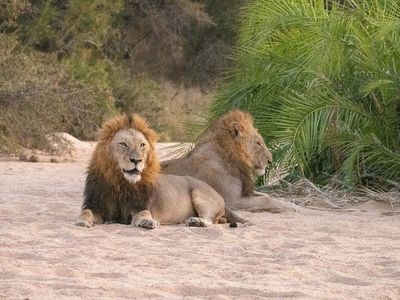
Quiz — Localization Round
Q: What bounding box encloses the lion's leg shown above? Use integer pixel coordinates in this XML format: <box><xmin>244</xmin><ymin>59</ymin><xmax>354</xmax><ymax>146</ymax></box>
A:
<box><xmin>224</xmin><ymin>207</ymin><xmax>252</xmax><ymax>225</ymax></box>
<box><xmin>76</xmin><ymin>209</ymin><xmax>104</xmax><ymax>227</ymax></box>
<box><xmin>132</xmin><ymin>209</ymin><xmax>159</xmax><ymax>230</ymax></box>
<box><xmin>186</xmin><ymin>188</ymin><xmax>225</xmax><ymax>227</ymax></box>
<box><xmin>232</xmin><ymin>194</ymin><xmax>299</xmax><ymax>213</ymax></box>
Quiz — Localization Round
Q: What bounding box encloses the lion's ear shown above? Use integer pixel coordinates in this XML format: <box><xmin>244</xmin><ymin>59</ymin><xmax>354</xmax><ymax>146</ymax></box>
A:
<box><xmin>229</xmin><ymin>121</ymin><xmax>241</xmax><ymax>138</ymax></box>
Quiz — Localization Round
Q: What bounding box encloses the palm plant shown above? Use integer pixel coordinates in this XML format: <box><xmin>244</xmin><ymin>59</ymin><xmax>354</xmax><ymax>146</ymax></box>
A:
<box><xmin>212</xmin><ymin>0</ymin><xmax>400</xmax><ymax>188</ymax></box>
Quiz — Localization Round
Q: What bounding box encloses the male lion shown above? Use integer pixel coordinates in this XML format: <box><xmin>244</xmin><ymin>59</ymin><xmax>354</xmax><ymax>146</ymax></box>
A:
<box><xmin>162</xmin><ymin>110</ymin><xmax>298</xmax><ymax>213</ymax></box>
<box><xmin>76</xmin><ymin>114</ymin><xmax>228</xmax><ymax>229</ymax></box>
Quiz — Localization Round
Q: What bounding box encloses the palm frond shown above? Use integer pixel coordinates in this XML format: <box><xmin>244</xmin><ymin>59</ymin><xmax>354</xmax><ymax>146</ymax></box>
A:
<box><xmin>211</xmin><ymin>0</ymin><xmax>400</xmax><ymax>189</ymax></box>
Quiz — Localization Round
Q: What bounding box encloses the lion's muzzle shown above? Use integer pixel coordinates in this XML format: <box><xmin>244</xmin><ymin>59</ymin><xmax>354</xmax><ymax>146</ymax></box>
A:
<box><xmin>123</xmin><ymin>168</ymin><xmax>141</xmax><ymax>175</ymax></box>
<box><xmin>129</xmin><ymin>158</ymin><xmax>142</xmax><ymax>165</ymax></box>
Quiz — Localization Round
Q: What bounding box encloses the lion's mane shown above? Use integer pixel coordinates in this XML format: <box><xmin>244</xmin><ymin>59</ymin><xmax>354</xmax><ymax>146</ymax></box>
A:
<box><xmin>82</xmin><ymin>114</ymin><xmax>160</xmax><ymax>224</ymax></box>
<box><xmin>191</xmin><ymin>110</ymin><xmax>255</xmax><ymax>196</ymax></box>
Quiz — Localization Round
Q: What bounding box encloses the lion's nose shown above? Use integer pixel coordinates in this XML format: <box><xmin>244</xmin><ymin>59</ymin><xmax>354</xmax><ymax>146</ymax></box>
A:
<box><xmin>130</xmin><ymin>158</ymin><xmax>142</xmax><ymax>165</ymax></box>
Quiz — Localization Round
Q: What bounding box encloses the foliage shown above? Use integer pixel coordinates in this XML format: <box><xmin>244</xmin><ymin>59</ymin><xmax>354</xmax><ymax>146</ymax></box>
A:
<box><xmin>182</xmin><ymin>0</ymin><xmax>246</xmax><ymax>87</ymax></box>
<box><xmin>0</xmin><ymin>35</ymin><xmax>115</xmax><ymax>152</ymax></box>
<box><xmin>0</xmin><ymin>0</ymin><xmax>243</xmax><ymax>152</ymax></box>
<box><xmin>212</xmin><ymin>0</ymin><xmax>400</xmax><ymax>189</ymax></box>
<box><xmin>0</xmin><ymin>0</ymin><xmax>31</xmax><ymax>32</ymax></box>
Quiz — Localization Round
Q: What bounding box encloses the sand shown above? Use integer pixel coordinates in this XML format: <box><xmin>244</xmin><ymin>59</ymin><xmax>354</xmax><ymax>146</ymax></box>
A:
<box><xmin>1</xmin><ymin>138</ymin><xmax>400</xmax><ymax>299</ymax></box>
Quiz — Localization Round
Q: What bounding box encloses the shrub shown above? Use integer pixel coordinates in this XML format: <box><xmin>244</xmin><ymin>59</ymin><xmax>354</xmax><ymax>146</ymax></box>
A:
<box><xmin>212</xmin><ymin>0</ymin><xmax>400</xmax><ymax>189</ymax></box>
<box><xmin>0</xmin><ymin>35</ymin><xmax>115</xmax><ymax>153</ymax></box>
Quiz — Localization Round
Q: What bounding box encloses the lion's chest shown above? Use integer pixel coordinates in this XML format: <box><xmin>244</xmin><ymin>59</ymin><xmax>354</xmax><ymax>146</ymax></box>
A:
<box><xmin>193</xmin><ymin>162</ymin><xmax>242</xmax><ymax>201</ymax></box>
<box><xmin>215</xmin><ymin>172</ymin><xmax>242</xmax><ymax>202</ymax></box>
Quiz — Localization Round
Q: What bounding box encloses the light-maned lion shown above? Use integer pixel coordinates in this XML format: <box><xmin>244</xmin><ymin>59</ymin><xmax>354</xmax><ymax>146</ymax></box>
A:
<box><xmin>76</xmin><ymin>114</ymin><xmax>228</xmax><ymax>229</ymax></box>
<box><xmin>162</xmin><ymin>110</ymin><xmax>298</xmax><ymax>213</ymax></box>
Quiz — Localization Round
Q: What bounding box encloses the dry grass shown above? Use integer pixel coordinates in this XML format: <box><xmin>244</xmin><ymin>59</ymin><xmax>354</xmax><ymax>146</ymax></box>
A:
<box><xmin>262</xmin><ymin>178</ymin><xmax>400</xmax><ymax>211</ymax></box>
<box><xmin>115</xmin><ymin>75</ymin><xmax>214</xmax><ymax>142</ymax></box>
<box><xmin>0</xmin><ymin>35</ymin><xmax>214</xmax><ymax>154</ymax></box>
<box><xmin>0</xmin><ymin>35</ymin><xmax>115</xmax><ymax>153</ymax></box>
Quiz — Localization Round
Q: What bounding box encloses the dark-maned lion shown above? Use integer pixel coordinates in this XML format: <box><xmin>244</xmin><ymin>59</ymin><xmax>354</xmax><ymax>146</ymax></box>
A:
<box><xmin>76</xmin><ymin>114</ymin><xmax>227</xmax><ymax>229</ymax></box>
<box><xmin>162</xmin><ymin>110</ymin><xmax>298</xmax><ymax>213</ymax></box>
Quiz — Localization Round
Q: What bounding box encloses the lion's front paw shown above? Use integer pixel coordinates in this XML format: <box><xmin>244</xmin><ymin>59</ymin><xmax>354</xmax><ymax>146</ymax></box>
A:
<box><xmin>75</xmin><ymin>218</ymin><xmax>94</xmax><ymax>228</ymax></box>
<box><xmin>135</xmin><ymin>219</ymin><xmax>159</xmax><ymax>230</ymax></box>
<box><xmin>185</xmin><ymin>217</ymin><xmax>211</xmax><ymax>227</ymax></box>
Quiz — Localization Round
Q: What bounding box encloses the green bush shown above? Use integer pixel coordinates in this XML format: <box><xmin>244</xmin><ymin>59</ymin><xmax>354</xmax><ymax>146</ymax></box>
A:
<box><xmin>212</xmin><ymin>0</ymin><xmax>400</xmax><ymax>189</ymax></box>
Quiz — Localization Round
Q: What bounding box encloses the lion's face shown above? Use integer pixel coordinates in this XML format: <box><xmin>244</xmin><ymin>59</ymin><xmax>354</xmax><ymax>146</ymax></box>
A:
<box><xmin>111</xmin><ymin>128</ymin><xmax>151</xmax><ymax>183</ymax></box>
<box><xmin>229</xmin><ymin>121</ymin><xmax>272</xmax><ymax>176</ymax></box>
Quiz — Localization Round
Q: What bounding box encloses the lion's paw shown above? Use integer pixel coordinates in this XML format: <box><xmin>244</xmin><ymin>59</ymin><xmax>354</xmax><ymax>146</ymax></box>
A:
<box><xmin>185</xmin><ymin>217</ymin><xmax>211</xmax><ymax>227</ymax></box>
<box><xmin>230</xmin><ymin>221</ymin><xmax>255</xmax><ymax>228</ymax></box>
<box><xmin>135</xmin><ymin>219</ymin><xmax>159</xmax><ymax>230</ymax></box>
<box><xmin>75</xmin><ymin>218</ymin><xmax>94</xmax><ymax>228</ymax></box>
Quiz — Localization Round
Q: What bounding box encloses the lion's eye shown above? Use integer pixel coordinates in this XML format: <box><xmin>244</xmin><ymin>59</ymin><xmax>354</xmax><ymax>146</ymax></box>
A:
<box><xmin>140</xmin><ymin>142</ymin><xmax>146</xmax><ymax>148</ymax></box>
<box><xmin>256</xmin><ymin>141</ymin><xmax>262</xmax><ymax>147</ymax></box>
<box><xmin>119</xmin><ymin>142</ymin><xmax>128</xmax><ymax>148</ymax></box>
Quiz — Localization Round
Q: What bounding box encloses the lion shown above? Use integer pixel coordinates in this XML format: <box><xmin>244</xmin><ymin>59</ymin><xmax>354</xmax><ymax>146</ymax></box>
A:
<box><xmin>76</xmin><ymin>114</ymin><xmax>229</xmax><ymax>229</ymax></box>
<box><xmin>161</xmin><ymin>110</ymin><xmax>298</xmax><ymax>213</ymax></box>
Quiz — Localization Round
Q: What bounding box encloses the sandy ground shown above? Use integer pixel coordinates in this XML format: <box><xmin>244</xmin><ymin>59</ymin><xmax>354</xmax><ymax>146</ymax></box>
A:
<box><xmin>1</xmin><ymin>139</ymin><xmax>400</xmax><ymax>299</ymax></box>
